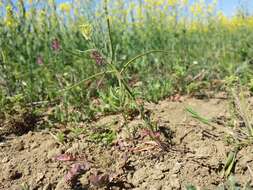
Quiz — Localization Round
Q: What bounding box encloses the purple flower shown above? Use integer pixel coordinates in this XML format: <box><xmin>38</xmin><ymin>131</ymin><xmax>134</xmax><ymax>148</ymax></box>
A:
<box><xmin>51</xmin><ymin>38</ymin><xmax>61</xmax><ymax>52</ymax></box>
<box><xmin>90</xmin><ymin>50</ymin><xmax>106</xmax><ymax>66</ymax></box>
<box><xmin>36</xmin><ymin>55</ymin><xmax>44</xmax><ymax>65</ymax></box>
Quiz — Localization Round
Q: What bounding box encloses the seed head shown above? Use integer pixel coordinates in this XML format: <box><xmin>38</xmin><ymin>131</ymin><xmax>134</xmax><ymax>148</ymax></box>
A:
<box><xmin>80</xmin><ymin>24</ymin><xmax>92</xmax><ymax>40</ymax></box>
<box><xmin>90</xmin><ymin>51</ymin><xmax>105</xmax><ymax>66</ymax></box>
<box><xmin>36</xmin><ymin>55</ymin><xmax>44</xmax><ymax>65</ymax></box>
<box><xmin>51</xmin><ymin>38</ymin><xmax>61</xmax><ymax>52</ymax></box>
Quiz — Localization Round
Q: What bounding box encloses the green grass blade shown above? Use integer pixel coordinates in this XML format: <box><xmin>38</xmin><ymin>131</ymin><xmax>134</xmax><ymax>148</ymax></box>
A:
<box><xmin>185</xmin><ymin>107</ymin><xmax>211</xmax><ymax>126</ymax></box>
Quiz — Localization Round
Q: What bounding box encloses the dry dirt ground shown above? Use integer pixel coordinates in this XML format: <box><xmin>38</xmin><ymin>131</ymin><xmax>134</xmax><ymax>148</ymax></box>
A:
<box><xmin>1</xmin><ymin>95</ymin><xmax>253</xmax><ymax>190</ymax></box>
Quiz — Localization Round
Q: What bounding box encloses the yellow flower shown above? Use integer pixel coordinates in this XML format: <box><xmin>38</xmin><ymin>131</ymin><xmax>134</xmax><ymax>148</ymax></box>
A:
<box><xmin>137</xmin><ymin>6</ymin><xmax>144</xmax><ymax>20</ymax></box>
<box><xmin>59</xmin><ymin>3</ymin><xmax>71</xmax><ymax>13</ymax></box>
<box><xmin>167</xmin><ymin>0</ymin><xmax>178</xmax><ymax>7</ymax></box>
<box><xmin>145</xmin><ymin>0</ymin><xmax>163</xmax><ymax>7</ymax></box>
<box><xmin>230</xmin><ymin>16</ymin><xmax>244</xmax><ymax>29</ymax></box>
<box><xmin>247</xmin><ymin>16</ymin><xmax>253</xmax><ymax>27</ymax></box>
<box><xmin>217</xmin><ymin>12</ymin><xmax>230</xmax><ymax>28</ymax></box>
<box><xmin>4</xmin><ymin>5</ymin><xmax>17</xmax><ymax>28</ymax></box>
<box><xmin>37</xmin><ymin>10</ymin><xmax>46</xmax><ymax>28</ymax></box>
<box><xmin>188</xmin><ymin>21</ymin><xmax>198</xmax><ymax>31</ymax></box>
<box><xmin>25</xmin><ymin>11</ymin><xmax>31</xmax><ymax>19</ymax></box>
<box><xmin>80</xmin><ymin>24</ymin><xmax>92</xmax><ymax>40</ymax></box>
<box><xmin>190</xmin><ymin>2</ymin><xmax>203</xmax><ymax>16</ymax></box>
<box><xmin>6</xmin><ymin>4</ymin><xmax>12</xmax><ymax>12</ymax></box>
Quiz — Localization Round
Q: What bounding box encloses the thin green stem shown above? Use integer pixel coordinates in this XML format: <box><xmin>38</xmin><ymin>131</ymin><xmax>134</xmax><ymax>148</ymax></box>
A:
<box><xmin>104</xmin><ymin>0</ymin><xmax>114</xmax><ymax>62</ymax></box>
<box><xmin>58</xmin><ymin>70</ymin><xmax>115</xmax><ymax>93</ymax></box>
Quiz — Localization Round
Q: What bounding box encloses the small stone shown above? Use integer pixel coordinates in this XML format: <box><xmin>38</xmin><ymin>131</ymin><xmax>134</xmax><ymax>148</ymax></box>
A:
<box><xmin>152</xmin><ymin>170</ymin><xmax>165</xmax><ymax>180</ymax></box>
<box><xmin>30</xmin><ymin>142</ymin><xmax>39</xmax><ymax>149</ymax></box>
<box><xmin>171</xmin><ymin>162</ymin><xmax>182</xmax><ymax>174</ymax></box>
<box><xmin>127</xmin><ymin>172</ymin><xmax>133</xmax><ymax>182</ymax></box>
<box><xmin>155</xmin><ymin>162</ymin><xmax>170</xmax><ymax>172</ymax></box>
<box><xmin>36</xmin><ymin>172</ymin><xmax>45</xmax><ymax>183</ymax></box>
<box><xmin>27</xmin><ymin>131</ymin><xmax>34</xmax><ymax>137</ymax></box>
<box><xmin>195</xmin><ymin>146</ymin><xmax>211</xmax><ymax>159</ymax></box>
<box><xmin>2</xmin><ymin>157</ymin><xmax>9</xmax><ymax>163</ymax></box>
<box><xmin>14</xmin><ymin>141</ymin><xmax>24</xmax><ymax>151</ymax></box>
<box><xmin>42</xmin><ymin>183</ymin><xmax>52</xmax><ymax>190</ymax></box>
<box><xmin>132</xmin><ymin>167</ymin><xmax>149</xmax><ymax>186</ymax></box>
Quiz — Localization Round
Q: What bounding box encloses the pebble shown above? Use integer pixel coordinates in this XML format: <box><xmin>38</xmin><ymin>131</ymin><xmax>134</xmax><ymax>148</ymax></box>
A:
<box><xmin>36</xmin><ymin>172</ymin><xmax>45</xmax><ymax>183</ymax></box>
<box><xmin>30</xmin><ymin>142</ymin><xmax>39</xmax><ymax>149</ymax></box>
<box><xmin>13</xmin><ymin>141</ymin><xmax>24</xmax><ymax>151</ymax></box>
<box><xmin>42</xmin><ymin>183</ymin><xmax>52</xmax><ymax>190</ymax></box>
<box><xmin>152</xmin><ymin>170</ymin><xmax>165</xmax><ymax>180</ymax></box>
<box><xmin>1</xmin><ymin>157</ymin><xmax>9</xmax><ymax>163</ymax></box>
<box><xmin>132</xmin><ymin>167</ymin><xmax>148</xmax><ymax>185</ymax></box>
<box><xmin>171</xmin><ymin>162</ymin><xmax>182</xmax><ymax>174</ymax></box>
<box><xmin>155</xmin><ymin>162</ymin><xmax>170</xmax><ymax>172</ymax></box>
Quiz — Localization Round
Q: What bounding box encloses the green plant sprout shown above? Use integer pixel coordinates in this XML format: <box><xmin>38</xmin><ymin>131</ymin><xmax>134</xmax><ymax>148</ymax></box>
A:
<box><xmin>185</xmin><ymin>107</ymin><xmax>211</xmax><ymax>126</ymax></box>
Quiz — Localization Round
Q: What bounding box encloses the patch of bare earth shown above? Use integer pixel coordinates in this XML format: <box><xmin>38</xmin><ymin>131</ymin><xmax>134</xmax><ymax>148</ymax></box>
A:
<box><xmin>1</xmin><ymin>95</ymin><xmax>253</xmax><ymax>190</ymax></box>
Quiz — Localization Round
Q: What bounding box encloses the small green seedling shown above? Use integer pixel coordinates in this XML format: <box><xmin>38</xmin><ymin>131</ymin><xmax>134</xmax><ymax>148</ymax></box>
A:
<box><xmin>20</xmin><ymin>183</ymin><xmax>30</xmax><ymax>190</ymax></box>
<box><xmin>186</xmin><ymin>107</ymin><xmax>211</xmax><ymax>126</ymax></box>
<box><xmin>50</xmin><ymin>131</ymin><xmax>66</xmax><ymax>145</ymax></box>
<box><xmin>89</xmin><ymin>127</ymin><xmax>116</xmax><ymax>145</ymax></box>
<box><xmin>224</xmin><ymin>146</ymin><xmax>239</xmax><ymax>178</ymax></box>
<box><xmin>186</xmin><ymin>184</ymin><xmax>197</xmax><ymax>190</ymax></box>
<box><xmin>70</xmin><ymin>126</ymin><xmax>86</xmax><ymax>138</ymax></box>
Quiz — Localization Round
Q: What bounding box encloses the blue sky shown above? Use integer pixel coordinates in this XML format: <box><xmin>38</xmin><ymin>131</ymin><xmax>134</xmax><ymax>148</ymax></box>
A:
<box><xmin>216</xmin><ymin>0</ymin><xmax>253</xmax><ymax>16</ymax></box>
<box><xmin>56</xmin><ymin>0</ymin><xmax>253</xmax><ymax>17</ymax></box>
